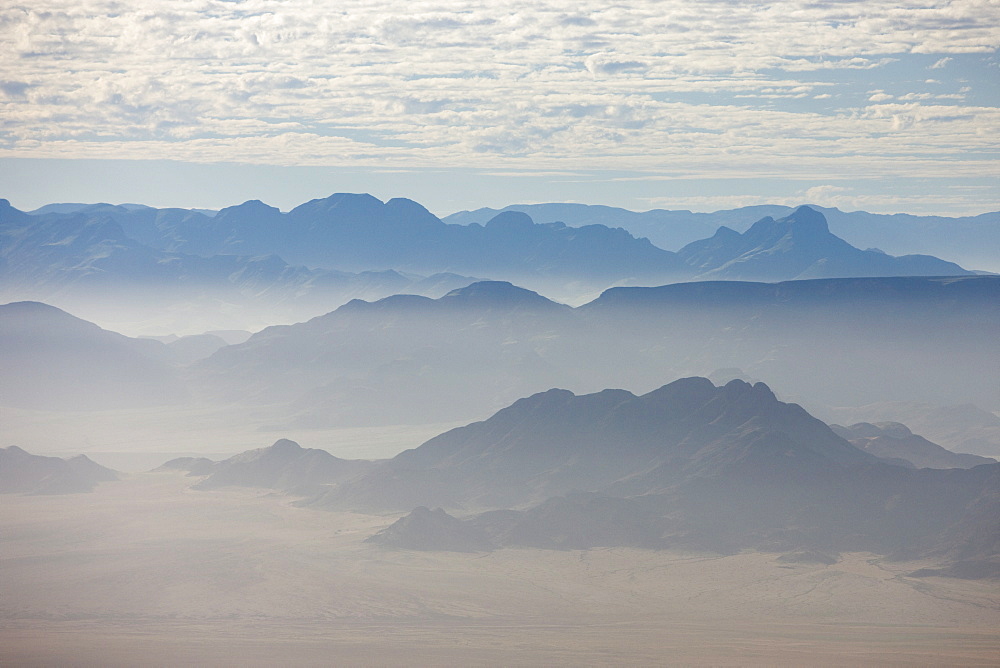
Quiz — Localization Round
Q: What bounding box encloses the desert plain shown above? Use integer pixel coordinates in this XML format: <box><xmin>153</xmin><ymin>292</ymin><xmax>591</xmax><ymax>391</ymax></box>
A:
<box><xmin>2</xmin><ymin>470</ymin><xmax>998</xmax><ymax>667</ymax></box>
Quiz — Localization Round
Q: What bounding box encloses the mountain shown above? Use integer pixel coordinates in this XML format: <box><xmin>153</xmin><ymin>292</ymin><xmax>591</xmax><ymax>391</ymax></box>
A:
<box><xmin>0</xmin><ymin>301</ymin><xmax>187</xmax><ymax>410</ymax></box>
<box><xmin>826</xmin><ymin>402</ymin><xmax>1000</xmax><ymax>459</ymax></box>
<box><xmin>1</xmin><ymin>198</ymin><xmax>482</xmax><ymax>332</ymax></box>
<box><xmin>190</xmin><ymin>281</ymin><xmax>576</xmax><ymax>424</ymax></box>
<box><xmin>830</xmin><ymin>422</ymin><xmax>995</xmax><ymax>469</ymax></box>
<box><xmin>578</xmin><ymin>275</ymin><xmax>999</xmax><ymax>416</ymax></box>
<box><xmin>675</xmin><ymin>206</ymin><xmax>969</xmax><ymax>281</ymax></box>
<box><xmin>190</xmin><ymin>439</ymin><xmax>373</xmax><ymax>495</ymax></box>
<box><xmin>344</xmin><ymin>379</ymin><xmax>998</xmax><ymax>576</ymax></box>
<box><xmin>444</xmin><ymin>202</ymin><xmax>1000</xmax><ymax>272</ymax></box>
<box><xmin>365</xmin><ymin>506</ymin><xmax>496</xmax><ymax>552</ymax></box>
<box><xmin>9</xmin><ymin>196</ymin><xmax>974</xmax><ymax>331</ymax></box>
<box><xmin>305</xmin><ymin>377</ymin><xmax>878</xmax><ymax>512</ymax></box>
<box><xmin>0</xmin><ymin>446</ymin><xmax>117</xmax><ymax>494</ymax></box>
<box><xmin>188</xmin><ymin>275</ymin><xmax>999</xmax><ymax>433</ymax></box>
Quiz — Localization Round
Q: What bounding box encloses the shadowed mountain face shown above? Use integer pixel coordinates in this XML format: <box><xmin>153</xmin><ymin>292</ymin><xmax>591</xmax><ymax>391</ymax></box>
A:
<box><xmin>831</xmin><ymin>422</ymin><xmax>996</xmax><ymax>469</ymax></box>
<box><xmin>0</xmin><ymin>446</ymin><xmax>117</xmax><ymax>494</ymax></box>
<box><xmin>189</xmin><ymin>275</ymin><xmax>1000</xmax><ymax>432</ymax></box>
<box><xmin>188</xmin><ymin>439</ymin><xmax>374</xmax><ymax>495</ymax></box>
<box><xmin>0</xmin><ymin>301</ymin><xmax>187</xmax><ymax>410</ymax></box>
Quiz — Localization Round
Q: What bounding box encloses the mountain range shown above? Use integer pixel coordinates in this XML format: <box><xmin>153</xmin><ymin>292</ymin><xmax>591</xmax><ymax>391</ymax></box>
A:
<box><xmin>2</xmin><ymin>195</ymin><xmax>978</xmax><ymax>332</ymax></box>
<box><xmin>444</xmin><ymin>202</ymin><xmax>1000</xmax><ymax>273</ymax></box>
<box><xmin>188</xmin><ymin>275</ymin><xmax>999</xmax><ymax>433</ymax></box>
<box><xmin>158</xmin><ymin>378</ymin><xmax>999</xmax><ymax>577</ymax></box>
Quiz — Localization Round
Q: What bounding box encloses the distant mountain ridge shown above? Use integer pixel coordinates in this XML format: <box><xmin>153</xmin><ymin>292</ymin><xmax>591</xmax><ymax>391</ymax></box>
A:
<box><xmin>444</xmin><ymin>202</ymin><xmax>1000</xmax><ymax>272</ymax></box>
<box><xmin>3</xmin><ymin>195</ymin><xmax>975</xmax><ymax>332</ymax></box>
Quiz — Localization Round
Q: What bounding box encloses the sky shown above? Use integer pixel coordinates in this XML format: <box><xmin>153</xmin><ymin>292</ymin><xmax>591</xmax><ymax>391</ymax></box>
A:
<box><xmin>1</xmin><ymin>0</ymin><xmax>998</xmax><ymax>216</ymax></box>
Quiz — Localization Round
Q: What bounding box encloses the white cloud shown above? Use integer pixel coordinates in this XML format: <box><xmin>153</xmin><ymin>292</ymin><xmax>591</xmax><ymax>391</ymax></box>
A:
<box><xmin>0</xmin><ymin>0</ymin><xmax>997</xmax><ymax>189</ymax></box>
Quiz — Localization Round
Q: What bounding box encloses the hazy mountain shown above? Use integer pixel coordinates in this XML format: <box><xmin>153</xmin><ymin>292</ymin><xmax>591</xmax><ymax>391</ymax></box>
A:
<box><xmin>1</xmin><ymin>198</ymin><xmax>481</xmax><ymax>331</ymax></box>
<box><xmin>830</xmin><ymin>422</ymin><xmax>995</xmax><ymax>469</ymax></box>
<box><xmin>675</xmin><ymin>206</ymin><xmax>968</xmax><ymax>281</ymax></box>
<box><xmin>365</xmin><ymin>506</ymin><xmax>496</xmax><ymax>552</ymax></box>
<box><xmin>0</xmin><ymin>446</ymin><xmax>117</xmax><ymax>494</ymax></box>
<box><xmin>188</xmin><ymin>275</ymin><xmax>999</xmax><ymax>434</ymax></box>
<box><xmin>444</xmin><ymin>202</ymin><xmax>1000</xmax><ymax>272</ymax></box>
<box><xmin>11</xmin><ymin>196</ymin><xmax>974</xmax><ymax>324</ymax></box>
<box><xmin>826</xmin><ymin>402</ymin><xmax>1000</xmax><ymax>459</ymax></box>
<box><xmin>154</xmin><ymin>456</ymin><xmax>218</xmax><ymax>476</ymax></box>
<box><xmin>191</xmin><ymin>439</ymin><xmax>373</xmax><ymax>495</ymax></box>
<box><xmin>191</xmin><ymin>281</ymin><xmax>577</xmax><ymax>424</ymax></box>
<box><xmin>306</xmin><ymin>377</ymin><xmax>878</xmax><ymax>512</ymax></box>
<box><xmin>0</xmin><ymin>301</ymin><xmax>187</xmax><ymax>410</ymax></box>
<box><xmin>578</xmin><ymin>275</ymin><xmax>999</xmax><ymax>415</ymax></box>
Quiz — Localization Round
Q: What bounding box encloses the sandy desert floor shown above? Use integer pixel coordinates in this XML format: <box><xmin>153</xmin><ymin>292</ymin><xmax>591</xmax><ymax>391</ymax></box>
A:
<box><xmin>1</xmin><ymin>472</ymin><xmax>999</xmax><ymax>667</ymax></box>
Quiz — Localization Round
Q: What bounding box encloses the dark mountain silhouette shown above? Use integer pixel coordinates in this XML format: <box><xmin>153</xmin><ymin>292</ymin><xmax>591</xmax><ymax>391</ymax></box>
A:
<box><xmin>191</xmin><ymin>439</ymin><xmax>373</xmax><ymax>495</ymax></box>
<box><xmin>831</xmin><ymin>422</ymin><xmax>995</xmax><ymax>469</ymax></box>
<box><xmin>0</xmin><ymin>446</ymin><xmax>117</xmax><ymax>494</ymax></box>
<box><xmin>341</xmin><ymin>379</ymin><xmax>998</xmax><ymax>576</ymax></box>
<box><xmin>444</xmin><ymin>202</ymin><xmax>999</xmax><ymax>272</ymax></box>
<box><xmin>0</xmin><ymin>301</ymin><xmax>187</xmax><ymax>410</ymax></box>
<box><xmin>676</xmin><ymin>206</ymin><xmax>968</xmax><ymax>281</ymax></box>
<box><xmin>306</xmin><ymin>378</ymin><xmax>878</xmax><ymax>512</ymax></box>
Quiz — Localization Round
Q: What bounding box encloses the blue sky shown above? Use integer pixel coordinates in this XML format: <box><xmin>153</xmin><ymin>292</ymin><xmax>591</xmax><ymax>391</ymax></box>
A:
<box><xmin>1</xmin><ymin>0</ymin><xmax>997</xmax><ymax>216</ymax></box>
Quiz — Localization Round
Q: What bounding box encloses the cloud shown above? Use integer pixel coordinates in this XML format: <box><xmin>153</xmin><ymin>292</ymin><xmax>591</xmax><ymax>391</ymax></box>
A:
<box><xmin>0</xmin><ymin>0</ymin><xmax>996</xmax><ymax>194</ymax></box>
<box><xmin>930</xmin><ymin>56</ymin><xmax>953</xmax><ymax>69</ymax></box>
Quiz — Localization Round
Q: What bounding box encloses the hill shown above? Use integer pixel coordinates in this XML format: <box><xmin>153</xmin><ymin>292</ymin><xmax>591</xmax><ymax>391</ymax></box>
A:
<box><xmin>0</xmin><ymin>446</ymin><xmax>117</xmax><ymax>494</ymax></box>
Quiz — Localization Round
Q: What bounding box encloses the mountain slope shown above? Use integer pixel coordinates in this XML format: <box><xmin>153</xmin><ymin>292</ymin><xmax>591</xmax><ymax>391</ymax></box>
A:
<box><xmin>0</xmin><ymin>301</ymin><xmax>187</xmax><ymax>410</ymax></box>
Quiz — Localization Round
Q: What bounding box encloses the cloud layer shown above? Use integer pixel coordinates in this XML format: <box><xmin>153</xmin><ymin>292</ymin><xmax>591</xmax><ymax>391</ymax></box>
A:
<box><xmin>1</xmin><ymin>0</ymin><xmax>997</xmax><ymax>209</ymax></box>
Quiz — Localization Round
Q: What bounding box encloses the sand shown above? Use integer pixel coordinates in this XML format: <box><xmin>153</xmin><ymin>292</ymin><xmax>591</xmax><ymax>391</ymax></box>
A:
<box><xmin>1</xmin><ymin>472</ymin><xmax>998</xmax><ymax>666</ymax></box>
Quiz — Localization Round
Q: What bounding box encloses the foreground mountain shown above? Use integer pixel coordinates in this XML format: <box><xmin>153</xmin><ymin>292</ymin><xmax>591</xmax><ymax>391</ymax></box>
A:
<box><xmin>190</xmin><ymin>275</ymin><xmax>999</xmax><ymax>434</ymax></box>
<box><xmin>444</xmin><ymin>202</ymin><xmax>1000</xmax><ymax>272</ymax></box>
<box><xmin>306</xmin><ymin>377</ymin><xmax>878</xmax><ymax>512</ymax></box>
<box><xmin>831</xmin><ymin>422</ymin><xmax>995</xmax><ymax>469</ymax></box>
<box><xmin>0</xmin><ymin>301</ymin><xmax>187</xmax><ymax>410</ymax></box>
<box><xmin>0</xmin><ymin>446</ymin><xmax>117</xmax><ymax>494</ymax></box>
<box><xmin>342</xmin><ymin>380</ymin><xmax>998</xmax><ymax>576</ymax></box>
